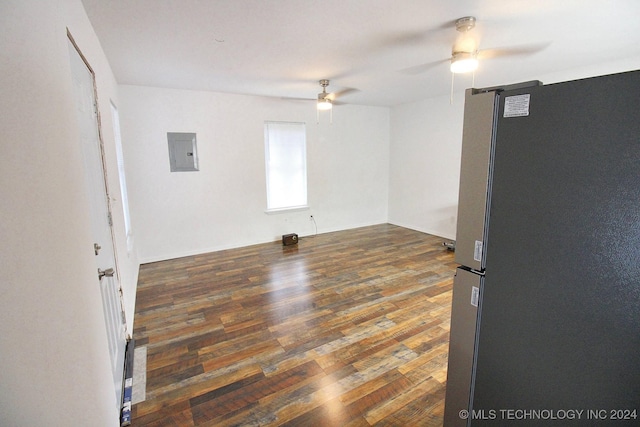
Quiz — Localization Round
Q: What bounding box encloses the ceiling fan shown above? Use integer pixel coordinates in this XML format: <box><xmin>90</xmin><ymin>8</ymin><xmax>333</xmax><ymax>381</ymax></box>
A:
<box><xmin>400</xmin><ymin>16</ymin><xmax>549</xmax><ymax>102</ymax></box>
<box><xmin>282</xmin><ymin>79</ymin><xmax>357</xmax><ymax>108</ymax></box>
<box><xmin>402</xmin><ymin>16</ymin><xmax>549</xmax><ymax>76</ymax></box>
<box><xmin>317</xmin><ymin>79</ymin><xmax>334</xmax><ymax>110</ymax></box>
<box><xmin>283</xmin><ymin>80</ymin><xmax>359</xmax><ymax>122</ymax></box>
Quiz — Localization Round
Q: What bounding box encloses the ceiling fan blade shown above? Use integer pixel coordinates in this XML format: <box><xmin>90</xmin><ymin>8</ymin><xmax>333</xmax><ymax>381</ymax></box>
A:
<box><xmin>478</xmin><ymin>42</ymin><xmax>550</xmax><ymax>59</ymax></box>
<box><xmin>281</xmin><ymin>81</ymin><xmax>358</xmax><ymax>106</ymax></box>
<box><xmin>331</xmin><ymin>87</ymin><xmax>360</xmax><ymax>99</ymax></box>
<box><xmin>280</xmin><ymin>96</ymin><xmax>314</xmax><ymax>102</ymax></box>
<box><xmin>282</xmin><ymin>95</ymin><xmax>346</xmax><ymax>106</ymax></box>
<box><xmin>373</xmin><ymin>20</ymin><xmax>455</xmax><ymax>51</ymax></box>
<box><xmin>399</xmin><ymin>58</ymin><xmax>448</xmax><ymax>75</ymax></box>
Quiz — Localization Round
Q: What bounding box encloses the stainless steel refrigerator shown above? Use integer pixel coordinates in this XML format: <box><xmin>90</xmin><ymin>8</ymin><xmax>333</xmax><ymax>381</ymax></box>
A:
<box><xmin>444</xmin><ymin>71</ymin><xmax>640</xmax><ymax>426</ymax></box>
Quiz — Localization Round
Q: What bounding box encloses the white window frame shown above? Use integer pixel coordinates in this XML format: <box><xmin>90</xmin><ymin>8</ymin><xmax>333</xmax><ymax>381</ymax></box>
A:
<box><xmin>264</xmin><ymin>121</ymin><xmax>308</xmax><ymax>212</ymax></box>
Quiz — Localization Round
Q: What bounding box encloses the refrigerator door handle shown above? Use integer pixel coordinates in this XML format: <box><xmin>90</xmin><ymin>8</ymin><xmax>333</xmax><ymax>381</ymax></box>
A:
<box><xmin>469</xmin><ymin>268</ymin><xmax>485</xmax><ymax>276</ymax></box>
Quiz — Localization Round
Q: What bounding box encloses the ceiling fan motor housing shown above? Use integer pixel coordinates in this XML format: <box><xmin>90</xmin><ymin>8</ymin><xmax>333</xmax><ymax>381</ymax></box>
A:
<box><xmin>451</xmin><ymin>15</ymin><xmax>479</xmax><ymax>73</ymax></box>
<box><xmin>455</xmin><ymin>16</ymin><xmax>476</xmax><ymax>32</ymax></box>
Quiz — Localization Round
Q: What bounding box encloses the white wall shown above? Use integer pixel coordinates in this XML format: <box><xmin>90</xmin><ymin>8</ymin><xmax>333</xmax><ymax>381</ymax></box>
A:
<box><xmin>389</xmin><ymin>59</ymin><xmax>640</xmax><ymax>240</ymax></box>
<box><xmin>120</xmin><ymin>86</ymin><xmax>390</xmax><ymax>262</ymax></box>
<box><xmin>388</xmin><ymin>91</ymin><xmax>465</xmax><ymax>239</ymax></box>
<box><xmin>0</xmin><ymin>0</ymin><xmax>138</xmax><ymax>425</ymax></box>
<box><xmin>122</xmin><ymin>58</ymin><xmax>640</xmax><ymax>262</ymax></box>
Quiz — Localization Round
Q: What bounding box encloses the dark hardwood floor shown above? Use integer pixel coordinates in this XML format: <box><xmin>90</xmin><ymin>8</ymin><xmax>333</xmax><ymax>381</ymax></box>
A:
<box><xmin>131</xmin><ymin>224</ymin><xmax>456</xmax><ymax>426</ymax></box>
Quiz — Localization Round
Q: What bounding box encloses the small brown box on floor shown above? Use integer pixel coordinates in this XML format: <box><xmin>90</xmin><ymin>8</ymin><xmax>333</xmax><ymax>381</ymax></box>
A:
<box><xmin>282</xmin><ymin>233</ymin><xmax>298</xmax><ymax>246</ymax></box>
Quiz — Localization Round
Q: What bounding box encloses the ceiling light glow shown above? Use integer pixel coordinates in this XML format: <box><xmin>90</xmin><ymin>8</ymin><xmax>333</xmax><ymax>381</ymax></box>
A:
<box><xmin>317</xmin><ymin>97</ymin><xmax>332</xmax><ymax>110</ymax></box>
<box><xmin>450</xmin><ymin>52</ymin><xmax>478</xmax><ymax>74</ymax></box>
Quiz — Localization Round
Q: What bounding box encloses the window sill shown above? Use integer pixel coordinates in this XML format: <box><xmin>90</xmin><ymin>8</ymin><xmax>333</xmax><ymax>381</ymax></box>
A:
<box><xmin>264</xmin><ymin>205</ymin><xmax>309</xmax><ymax>215</ymax></box>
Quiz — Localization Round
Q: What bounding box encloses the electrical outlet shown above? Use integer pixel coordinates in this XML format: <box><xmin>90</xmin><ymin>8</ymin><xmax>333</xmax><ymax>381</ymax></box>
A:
<box><xmin>309</xmin><ymin>215</ymin><xmax>314</xmax><ymax>221</ymax></box>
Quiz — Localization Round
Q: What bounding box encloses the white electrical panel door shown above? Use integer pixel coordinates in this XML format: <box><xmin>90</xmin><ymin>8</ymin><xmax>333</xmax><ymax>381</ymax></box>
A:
<box><xmin>168</xmin><ymin>132</ymin><xmax>198</xmax><ymax>172</ymax></box>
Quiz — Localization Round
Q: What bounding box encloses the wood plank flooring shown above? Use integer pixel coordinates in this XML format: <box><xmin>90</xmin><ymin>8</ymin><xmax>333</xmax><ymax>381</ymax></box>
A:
<box><xmin>131</xmin><ymin>224</ymin><xmax>456</xmax><ymax>426</ymax></box>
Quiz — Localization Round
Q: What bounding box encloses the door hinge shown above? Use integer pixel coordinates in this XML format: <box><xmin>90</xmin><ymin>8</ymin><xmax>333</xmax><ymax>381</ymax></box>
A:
<box><xmin>107</xmin><ymin>212</ymin><xmax>113</xmax><ymax>227</ymax></box>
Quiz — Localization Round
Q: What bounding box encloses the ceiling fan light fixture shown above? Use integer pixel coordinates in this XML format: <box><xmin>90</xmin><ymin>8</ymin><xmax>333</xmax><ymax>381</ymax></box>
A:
<box><xmin>317</xmin><ymin>97</ymin><xmax>332</xmax><ymax>110</ymax></box>
<box><xmin>317</xmin><ymin>79</ymin><xmax>333</xmax><ymax>110</ymax></box>
<box><xmin>450</xmin><ymin>51</ymin><xmax>479</xmax><ymax>74</ymax></box>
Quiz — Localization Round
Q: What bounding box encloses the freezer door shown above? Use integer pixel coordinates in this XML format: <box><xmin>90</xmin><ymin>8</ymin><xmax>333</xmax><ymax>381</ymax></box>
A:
<box><xmin>454</xmin><ymin>90</ymin><xmax>498</xmax><ymax>271</ymax></box>
<box><xmin>443</xmin><ymin>268</ymin><xmax>482</xmax><ymax>427</ymax></box>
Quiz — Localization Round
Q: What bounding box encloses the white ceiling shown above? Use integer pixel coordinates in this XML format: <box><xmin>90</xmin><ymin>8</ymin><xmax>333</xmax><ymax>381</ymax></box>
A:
<box><xmin>81</xmin><ymin>0</ymin><xmax>640</xmax><ymax>107</ymax></box>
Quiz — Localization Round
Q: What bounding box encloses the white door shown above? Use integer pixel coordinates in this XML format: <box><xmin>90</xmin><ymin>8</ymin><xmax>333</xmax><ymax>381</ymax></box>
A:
<box><xmin>68</xmin><ymin>38</ymin><xmax>127</xmax><ymax>411</ymax></box>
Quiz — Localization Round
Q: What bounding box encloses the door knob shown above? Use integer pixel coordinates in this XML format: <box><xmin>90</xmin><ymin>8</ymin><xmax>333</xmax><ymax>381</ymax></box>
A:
<box><xmin>98</xmin><ymin>267</ymin><xmax>115</xmax><ymax>280</ymax></box>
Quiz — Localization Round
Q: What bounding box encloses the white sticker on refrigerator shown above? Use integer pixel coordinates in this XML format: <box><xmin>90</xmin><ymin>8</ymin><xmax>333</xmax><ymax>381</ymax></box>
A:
<box><xmin>471</xmin><ymin>286</ymin><xmax>479</xmax><ymax>307</ymax></box>
<box><xmin>504</xmin><ymin>94</ymin><xmax>531</xmax><ymax>117</ymax></box>
<box><xmin>474</xmin><ymin>240</ymin><xmax>483</xmax><ymax>262</ymax></box>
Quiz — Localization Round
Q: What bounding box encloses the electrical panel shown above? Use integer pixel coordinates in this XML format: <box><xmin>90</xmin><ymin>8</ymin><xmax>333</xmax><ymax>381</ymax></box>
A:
<box><xmin>167</xmin><ymin>132</ymin><xmax>198</xmax><ymax>172</ymax></box>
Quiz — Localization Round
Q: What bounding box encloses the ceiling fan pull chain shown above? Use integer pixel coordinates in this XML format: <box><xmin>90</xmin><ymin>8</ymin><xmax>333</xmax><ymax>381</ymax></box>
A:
<box><xmin>450</xmin><ymin>72</ymin><xmax>455</xmax><ymax>105</ymax></box>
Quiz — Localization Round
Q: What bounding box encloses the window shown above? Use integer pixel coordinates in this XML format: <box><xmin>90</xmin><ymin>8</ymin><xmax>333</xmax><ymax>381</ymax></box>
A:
<box><xmin>110</xmin><ymin>101</ymin><xmax>133</xmax><ymax>253</ymax></box>
<box><xmin>264</xmin><ymin>121</ymin><xmax>307</xmax><ymax>211</ymax></box>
